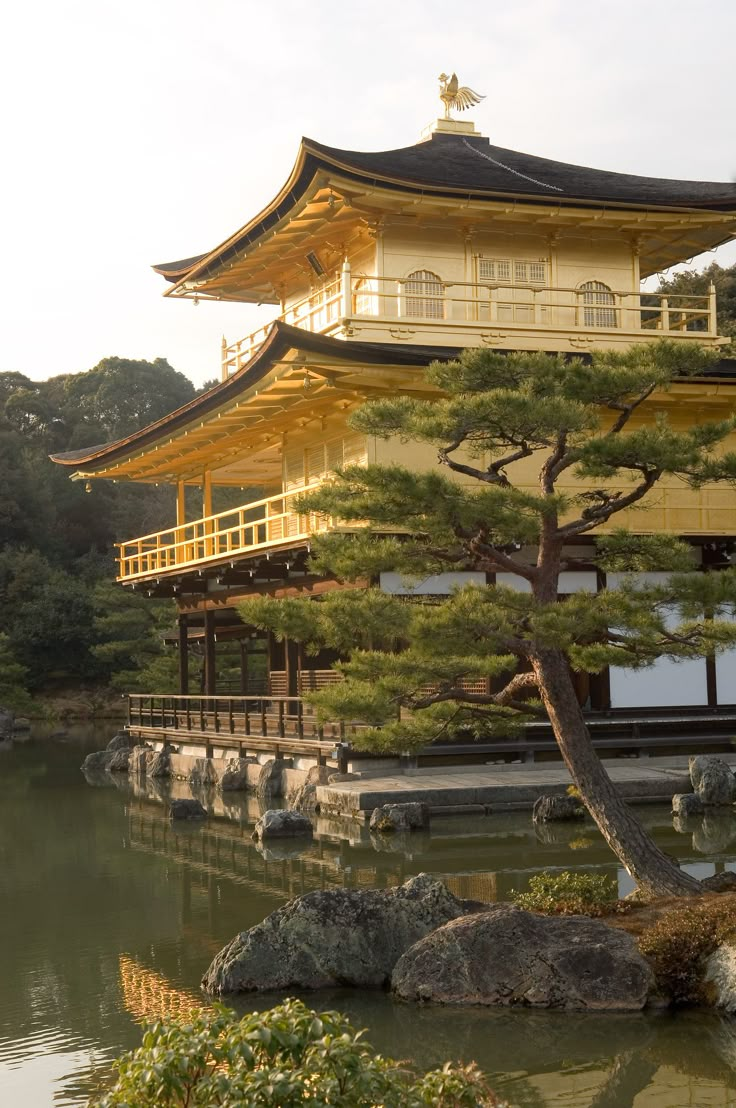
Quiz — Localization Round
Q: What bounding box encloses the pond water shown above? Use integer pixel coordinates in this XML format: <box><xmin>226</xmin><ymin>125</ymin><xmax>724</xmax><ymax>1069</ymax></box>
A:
<box><xmin>2</xmin><ymin>728</ymin><xmax>736</xmax><ymax>1107</ymax></box>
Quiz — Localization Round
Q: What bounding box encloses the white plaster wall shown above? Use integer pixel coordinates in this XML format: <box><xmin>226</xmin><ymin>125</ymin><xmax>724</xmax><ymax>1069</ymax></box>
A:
<box><xmin>607</xmin><ymin>572</ymin><xmax>708</xmax><ymax>708</ymax></box>
<box><xmin>379</xmin><ymin>571</ymin><xmax>486</xmax><ymax>595</ymax></box>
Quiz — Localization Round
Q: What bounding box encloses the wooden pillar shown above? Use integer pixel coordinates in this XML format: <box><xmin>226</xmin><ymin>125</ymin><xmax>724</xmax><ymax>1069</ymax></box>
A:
<box><xmin>178</xmin><ymin>613</ymin><xmax>189</xmax><ymax>696</ymax></box>
<box><xmin>202</xmin><ymin>470</ymin><xmax>213</xmax><ymax>517</ymax></box>
<box><xmin>176</xmin><ymin>480</ymin><xmax>186</xmax><ymax>565</ymax></box>
<box><xmin>204</xmin><ymin>609</ymin><xmax>216</xmax><ymax>696</ymax></box>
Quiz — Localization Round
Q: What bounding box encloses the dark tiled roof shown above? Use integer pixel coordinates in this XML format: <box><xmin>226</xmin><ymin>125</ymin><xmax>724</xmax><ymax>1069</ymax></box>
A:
<box><xmin>308</xmin><ymin>132</ymin><xmax>736</xmax><ymax>209</ymax></box>
<box><xmin>152</xmin><ymin>132</ymin><xmax>736</xmax><ymax>286</ymax></box>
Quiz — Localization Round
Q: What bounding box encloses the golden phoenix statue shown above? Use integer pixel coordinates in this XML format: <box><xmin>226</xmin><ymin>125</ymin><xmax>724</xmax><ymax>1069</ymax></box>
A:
<box><xmin>438</xmin><ymin>73</ymin><xmax>485</xmax><ymax>119</ymax></box>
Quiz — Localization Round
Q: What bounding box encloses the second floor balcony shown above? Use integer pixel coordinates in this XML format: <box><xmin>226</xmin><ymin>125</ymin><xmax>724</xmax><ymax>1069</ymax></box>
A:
<box><xmin>221</xmin><ymin>263</ymin><xmax>721</xmax><ymax>377</ymax></box>
<box><xmin>117</xmin><ymin>485</ymin><xmax>332</xmax><ymax>582</ymax></box>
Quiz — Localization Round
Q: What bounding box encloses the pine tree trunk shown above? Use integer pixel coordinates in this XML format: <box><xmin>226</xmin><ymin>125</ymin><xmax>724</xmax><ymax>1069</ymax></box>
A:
<box><xmin>530</xmin><ymin>647</ymin><xmax>702</xmax><ymax>898</ymax></box>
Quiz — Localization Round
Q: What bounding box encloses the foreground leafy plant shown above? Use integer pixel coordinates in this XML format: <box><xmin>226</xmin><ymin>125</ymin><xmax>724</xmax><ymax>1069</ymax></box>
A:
<box><xmin>92</xmin><ymin>998</ymin><xmax>504</xmax><ymax>1107</ymax></box>
<box><xmin>638</xmin><ymin>898</ymin><xmax>736</xmax><ymax>1004</ymax></box>
<box><xmin>512</xmin><ymin>870</ymin><xmax>619</xmax><ymax>916</ymax></box>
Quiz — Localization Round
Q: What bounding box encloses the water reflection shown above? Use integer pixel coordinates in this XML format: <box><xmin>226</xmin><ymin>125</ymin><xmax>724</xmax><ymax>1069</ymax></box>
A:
<box><xmin>3</xmin><ymin>729</ymin><xmax>736</xmax><ymax>1107</ymax></box>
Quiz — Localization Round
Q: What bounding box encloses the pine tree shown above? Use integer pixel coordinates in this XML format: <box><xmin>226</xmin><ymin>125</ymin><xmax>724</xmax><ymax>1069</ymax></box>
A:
<box><xmin>241</xmin><ymin>341</ymin><xmax>736</xmax><ymax>898</ymax></box>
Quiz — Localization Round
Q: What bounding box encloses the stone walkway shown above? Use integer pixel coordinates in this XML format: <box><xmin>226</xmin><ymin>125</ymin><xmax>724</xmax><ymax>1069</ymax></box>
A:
<box><xmin>316</xmin><ymin>754</ymin><xmax>736</xmax><ymax>818</ymax></box>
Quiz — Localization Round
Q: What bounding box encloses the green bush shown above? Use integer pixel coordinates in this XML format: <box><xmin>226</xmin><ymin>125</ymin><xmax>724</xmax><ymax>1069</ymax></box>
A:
<box><xmin>512</xmin><ymin>870</ymin><xmax>618</xmax><ymax>916</ymax></box>
<box><xmin>638</xmin><ymin>898</ymin><xmax>736</xmax><ymax>1004</ymax></box>
<box><xmin>92</xmin><ymin>998</ymin><xmax>505</xmax><ymax>1107</ymax></box>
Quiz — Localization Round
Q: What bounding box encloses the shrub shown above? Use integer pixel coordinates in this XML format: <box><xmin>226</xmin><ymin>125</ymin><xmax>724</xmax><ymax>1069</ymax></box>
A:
<box><xmin>92</xmin><ymin>998</ymin><xmax>505</xmax><ymax>1107</ymax></box>
<box><xmin>638</xmin><ymin>898</ymin><xmax>736</xmax><ymax>1004</ymax></box>
<box><xmin>512</xmin><ymin>870</ymin><xmax>618</xmax><ymax>916</ymax></box>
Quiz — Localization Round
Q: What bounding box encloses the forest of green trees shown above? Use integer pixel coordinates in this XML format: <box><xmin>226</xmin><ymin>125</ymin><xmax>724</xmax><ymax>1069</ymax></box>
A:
<box><xmin>0</xmin><ymin>356</ymin><xmax>219</xmax><ymax>714</ymax></box>
<box><xmin>0</xmin><ymin>263</ymin><xmax>734</xmax><ymax>716</ymax></box>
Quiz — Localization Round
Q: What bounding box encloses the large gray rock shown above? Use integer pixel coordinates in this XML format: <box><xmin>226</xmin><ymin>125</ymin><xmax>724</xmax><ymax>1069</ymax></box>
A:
<box><xmin>216</xmin><ymin>757</ymin><xmax>256</xmax><ymax>792</ymax></box>
<box><xmin>81</xmin><ymin>749</ymin><xmax>114</xmax><ymax>773</ymax></box>
<box><xmin>170</xmin><ymin>798</ymin><xmax>208</xmax><ymax>821</ymax></box>
<box><xmin>369</xmin><ymin>802</ymin><xmax>429</xmax><ymax>832</ymax></box>
<box><xmin>108</xmin><ymin>749</ymin><xmax>130</xmax><ymax>772</ymax></box>
<box><xmin>672</xmin><ymin>793</ymin><xmax>704</xmax><ymax>818</ymax></box>
<box><xmin>289</xmin><ymin>765</ymin><xmax>331</xmax><ymax>812</ymax></box>
<box><xmin>253</xmin><ymin>809</ymin><xmax>313</xmax><ymax>840</ymax></box>
<box><xmin>202</xmin><ymin>874</ymin><xmax>482</xmax><ymax>994</ymax></box>
<box><xmin>704</xmin><ymin>942</ymin><xmax>736</xmax><ymax>1013</ymax></box>
<box><xmin>391</xmin><ymin>904</ymin><xmax>653</xmax><ymax>1011</ymax></box>
<box><xmin>106</xmin><ymin>731</ymin><xmax>132</xmax><ymax>752</ymax></box>
<box><xmin>690</xmin><ymin>756</ymin><xmax>736</xmax><ymax>807</ymax></box>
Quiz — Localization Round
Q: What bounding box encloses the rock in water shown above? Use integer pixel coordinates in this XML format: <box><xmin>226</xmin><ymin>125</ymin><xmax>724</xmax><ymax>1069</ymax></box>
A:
<box><xmin>256</xmin><ymin>758</ymin><xmax>290</xmax><ymax>802</ymax></box>
<box><xmin>690</xmin><ymin>756</ymin><xmax>736</xmax><ymax>807</ymax></box>
<box><xmin>704</xmin><ymin>942</ymin><xmax>736</xmax><ymax>1013</ymax></box>
<box><xmin>128</xmin><ymin>744</ymin><xmax>153</xmax><ymax>777</ymax></box>
<box><xmin>202</xmin><ymin>874</ymin><xmax>481</xmax><ymax>994</ymax></box>
<box><xmin>672</xmin><ymin>793</ymin><xmax>705</xmax><ymax>818</ymax></box>
<box><xmin>81</xmin><ymin>750</ymin><xmax>115</xmax><ymax>772</ymax></box>
<box><xmin>289</xmin><ymin>764</ymin><xmax>331</xmax><ymax>812</ymax></box>
<box><xmin>170</xmin><ymin>799</ymin><xmax>208</xmax><ymax>821</ymax></box>
<box><xmin>146</xmin><ymin>748</ymin><xmax>171</xmax><ymax>778</ymax></box>
<box><xmin>108</xmin><ymin>749</ymin><xmax>130</xmax><ymax>772</ymax></box>
<box><xmin>533</xmin><ymin>794</ymin><xmax>586</xmax><ymax>823</ymax></box>
<box><xmin>392</xmin><ymin>904</ymin><xmax>653</xmax><ymax>1010</ymax></box>
<box><xmin>253</xmin><ymin>810</ymin><xmax>313</xmax><ymax>840</ymax></box>
<box><xmin>106</xmin><ymin>731</ymin><xmax>131</xmax><ymax>752</ymax></box>
<box><xmin>217</xmin><ymin>757</ymin><xmax>256</xmax><ymax>792</ymax></box>
<box><xmin>369</xmin><ymin>802</ymin><xmax>429</xmax><ymax>832</ymax></box>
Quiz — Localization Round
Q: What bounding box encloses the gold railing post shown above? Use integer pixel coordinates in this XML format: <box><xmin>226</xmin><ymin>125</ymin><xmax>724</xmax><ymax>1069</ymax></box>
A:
<box><xmin>220</xmin><ymin>335</ymin><xmax>228</xmax><ymax>382</ymax></box>
<box><xmin>708</xmin><ymin>283</ymin><xmax>717</xmax><ymax>335</ymax></box>
<box><xmin>660</xmin><ymin>297</ymin><xmax>670</xmax><ymax>333</ymax></box>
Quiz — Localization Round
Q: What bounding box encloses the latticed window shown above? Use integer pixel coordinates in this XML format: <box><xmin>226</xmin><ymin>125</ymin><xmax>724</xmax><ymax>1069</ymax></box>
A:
<box><xmin>404</xmin><ymin>270</ymin><xmax>444</xmax><ymax>318</ymax></box>
<box><xmin>478</xmin><ymin>258</ymin><xmax>546</xmax><ymax>285</ymax></box>
<box><xmin>580</xmin><ymin>280</ymin><xmax>617</xmax><ymax>328</ymax></box>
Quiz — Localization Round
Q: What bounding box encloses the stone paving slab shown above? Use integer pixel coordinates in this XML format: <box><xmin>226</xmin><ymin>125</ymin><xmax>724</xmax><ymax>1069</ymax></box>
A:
<box><xmin>316</xmin><ymin>754</ymin><xmax>736</xmax><ymax>817</ymax></box>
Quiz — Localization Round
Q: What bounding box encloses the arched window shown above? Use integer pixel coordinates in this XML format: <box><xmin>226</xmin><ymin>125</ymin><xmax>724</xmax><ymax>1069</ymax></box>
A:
<box><xmin>579</xmin><ymin>281</ymin><xmax>617</xmax><ymax>328</ymax></box>
<box><xmin>404</xmin><ymin>270</ymin><xmax>444</xmax><ymax>319</ymax></box>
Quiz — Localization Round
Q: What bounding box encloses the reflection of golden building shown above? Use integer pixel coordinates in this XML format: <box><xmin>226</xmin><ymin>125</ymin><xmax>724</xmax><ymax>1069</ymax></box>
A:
<box><xmin>118</xmin><ymin>955</ymin><xmax>202</xmax><ymax>1024</ymax></box>
<box><xmin>53</xmin><ymin>98</ymin><xmax>736</xmax><ymax>718</ymax></box>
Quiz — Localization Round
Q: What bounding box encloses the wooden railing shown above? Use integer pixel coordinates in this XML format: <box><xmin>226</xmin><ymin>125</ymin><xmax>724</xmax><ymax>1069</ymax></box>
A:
<box><xmin>117</xmin><ymin>484</ymin><xmax>331</xmax><ymax>581</ymax></box>
<box><xmin>221</xmin><ymin>266</ymin><xmax>719</xmax><ymax>376</ymax></box>
<box><xmin>126</xmin><ymin>693</ymin><xmax>364</xmax><ymax>769</ymax></box>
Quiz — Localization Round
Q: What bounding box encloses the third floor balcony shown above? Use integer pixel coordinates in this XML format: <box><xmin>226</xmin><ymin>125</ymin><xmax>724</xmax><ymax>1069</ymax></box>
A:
<box><xmin>221</xmin><ymin>262</ymin><xmax>721</xmax><ymax>378</ymax></box>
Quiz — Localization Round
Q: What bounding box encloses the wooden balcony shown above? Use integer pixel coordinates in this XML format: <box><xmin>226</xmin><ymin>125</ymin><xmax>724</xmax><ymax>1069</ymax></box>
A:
<box><xmin>117</xmin><ymin>484</ymin><xmax>331</xmax><ymax>582</ymax></box>
<box><xmin>221</xmin><ymin>265</ymin><xmax>721</xmax><ymax>377</ymax></box>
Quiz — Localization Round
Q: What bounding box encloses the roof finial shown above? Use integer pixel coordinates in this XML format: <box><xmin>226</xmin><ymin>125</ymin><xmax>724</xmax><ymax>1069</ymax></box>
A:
<box><xmin>438</xmin><ymin>73</ymin><xmax>485</xmax><ymax>120</ymax></box>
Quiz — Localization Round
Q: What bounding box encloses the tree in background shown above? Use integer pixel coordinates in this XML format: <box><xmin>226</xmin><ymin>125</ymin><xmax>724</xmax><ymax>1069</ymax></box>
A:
<box><xmin>0</xmin><ymin>356</ymin><xmax>198</xmax><ymax>695</ymax></box>
<box><xmin>655</xmin><ymin>262</ymin><xmax>736</xmax><ymax>353</ymax></box>
<box><xmin>241</xmin><ymin>342</ymin><xmax>736</xmax><ymax>898</ymax></box>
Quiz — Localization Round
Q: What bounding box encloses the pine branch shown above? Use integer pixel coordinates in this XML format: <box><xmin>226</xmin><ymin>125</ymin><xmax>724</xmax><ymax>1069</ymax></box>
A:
<box><xmin>557</xmin><ymin>468</ymin><xmax>659</xmax><ymax>538</ymax></box>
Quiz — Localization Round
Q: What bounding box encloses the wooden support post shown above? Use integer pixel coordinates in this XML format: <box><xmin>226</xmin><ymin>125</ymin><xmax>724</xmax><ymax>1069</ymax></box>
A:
<box><xmin>239</xmin><ymin>639</ymin><xmax>248</xmax><ymax>694</ymax></box>
<box><xmin>204</xmin><ymin>609</ymin><xmax>216</xmax><ymax>697</ymax></box>
<box><xmin>178</xmin><ymin>613</ymin><xmax>189</xmax><ymax>696</ymax></box>
<box><xmin>176</xmin><ymin>480</ymin><xmax>186</xmax><ymax>564</ymax></box>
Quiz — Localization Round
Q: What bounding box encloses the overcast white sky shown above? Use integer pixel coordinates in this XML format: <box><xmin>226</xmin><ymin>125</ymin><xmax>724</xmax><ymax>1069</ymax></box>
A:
<box><xmin>2</xmin><ymin>0</ymin><xmax>735</xmax><ymax>388</ymax></box>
